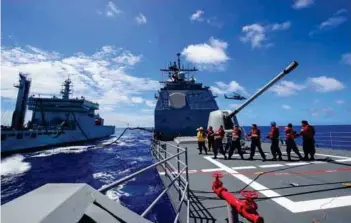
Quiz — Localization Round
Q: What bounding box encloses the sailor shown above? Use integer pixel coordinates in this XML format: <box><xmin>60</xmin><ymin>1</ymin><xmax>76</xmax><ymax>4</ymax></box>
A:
<box><xmin>247</xmin><ymin>124</ymin><xmax>266</xmax><ymax>161</ymax></box>
<box><xmin>284</xmin><ymin>123</ymin><xmax>303</xmax><ymax>161</ymax></box>
<box><xmin>267</xmin><ymin>121</ymin><xmax>283</xmax><ymax>161</ymax></box>
<box><xmin>196</xmin><ymin>127</ymin><xmax>208</xmax><ymax>155</ymax></box>
<box><xmin>300</xmin><ymin>120</ymin><xmax>316</xmax><ymax>161</ymax></box>
<box><xmin>207</xmin><ymin>126</ymin><xmax>215</xmax><ymax>152</ymax></box>
<box><xmin>213</xmin><ymin>125</ymin><xmax>227</xmax><ymax>159</ymax></box>
<box><xmin>228</xmin><ymin>125</ymin><xmax>244</xmax><ymax>160</ymax></box>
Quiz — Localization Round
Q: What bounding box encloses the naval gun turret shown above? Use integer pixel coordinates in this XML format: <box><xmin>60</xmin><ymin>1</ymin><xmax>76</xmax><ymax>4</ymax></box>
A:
<box><xmin>207</xmin><ymin>61</ymin><xmax>299</xmax><ymax>133</ymax></box>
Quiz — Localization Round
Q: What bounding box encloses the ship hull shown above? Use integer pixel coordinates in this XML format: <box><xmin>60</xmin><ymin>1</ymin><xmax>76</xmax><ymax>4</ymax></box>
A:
<box><xmin>1</xmin><ymin>126</ymin><xmax>115</xmax><ymax>156</ymax></box>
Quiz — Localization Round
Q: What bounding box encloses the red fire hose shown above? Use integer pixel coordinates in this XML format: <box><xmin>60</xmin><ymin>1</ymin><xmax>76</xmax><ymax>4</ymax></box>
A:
<box><xmin>212</xmin><ymin>173</ymin><xmax>264</xmax><ymax>223</ymax></box>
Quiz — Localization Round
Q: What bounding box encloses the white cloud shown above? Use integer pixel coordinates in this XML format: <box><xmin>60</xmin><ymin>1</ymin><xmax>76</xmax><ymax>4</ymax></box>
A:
<box><xmin>135</xmin><ymin>13</ymin><xmax>147</xmax><ymax>25</ymax></box>
<box><xmin>270</xmin><ymin>80</ymin><xmax>306</xmax><ymax>96</ymax></box>
<box><xmin>181</xmin><ymin>37</ymin><xmax>229</xmax><ymax>70</ymax></box>
<box><xmin>141</xmin><ymin>109</ymin><xmax>153</xmax><ymax>113</ymax></box>
<box><xmin>282</xmin><ymin>104</ymin><xmax>292</xmax><ymax>110</ymax></box>
<box><xmin>335</xmin><ymin>100</ymin><xmax>345</xmax><ymax>105</ymax></box>
<box><xmin>341</xmin><ymin>53</ymin><xmax>351</xmax><ymax>66</ymax></box>
<box><xmin>292</xmin><ymin>0</ymin><xmax>314</xmax><ymax>9</ymax></box>
<box><xmin>271</xmin><ymin>21</ymin><xmax>291</xmax><ymax>31</ymax></box>
<box><xmin>240</xmin><ymin>21</ymin><xmax>290</xmax><ymax>49</ymax></box>
<box><xmin>1</xmin><ymin>45</ymin><xmax>160</xmax><ymax>126</ymax></box>
<box><xmin>310</xmin><ymin>9</ymin><xmax>348</xmax><ymax>35</ymax></box>
<box><xmin>114</xmin><ymin>51</ymin><xmax>142</xmax><ymax>66</ymax></box>
<box><xmin>307</xmin><ymin>76</ymin><xmax>345</xmax><ymax>92</ymax></box>
<box><xmin>190</xmin><ymin>10</ymin><xmax>222</xmax><ymax>28</ymax></box>
<box><xmin>210</xmin><ymin>81</ymin><xmax>248</xmax><ymax>96</ymax></box>
<box><xmin>311</xmin><ymin>107</ymin><xmax>334</xmax><ymax>117</ymax></box>
<box><xmin>145</xmin><ymin>100</ymin><xmax>156</xmax><ymax>108</ymax></box>
<box><xmin>190</xmin><ymin>10</ymin><xmax>204</xmax><ymax>22</ymax></box>
<box><xmin>105</xmin><ymin>1</ymin><xmax>122</xmax><ymax>17</ymax></box>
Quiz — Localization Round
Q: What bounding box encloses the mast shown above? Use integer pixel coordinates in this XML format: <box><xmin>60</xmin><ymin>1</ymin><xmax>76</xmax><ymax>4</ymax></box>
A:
<box><xmin>11</xmin><ymin>73</ymin><xmax>31</xmax><ymax>130</ymax></box>
<box><xmin>61</xmin><ymin>78</ymin><xmax>73</xmax><ymax>99</ymax></box>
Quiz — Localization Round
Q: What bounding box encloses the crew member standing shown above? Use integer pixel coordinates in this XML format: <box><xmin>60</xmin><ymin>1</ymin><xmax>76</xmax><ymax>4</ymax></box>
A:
<box><xmin>247</xmin><ymin>124</ymin><xmax>266</xmax><ymax>161</ymax></box>
<box><xmin>267</xmin><ymin>122</ymin><xmax>283</xmax><ymax>161</ymax></box>
<box><xmin>196</xmin><ymin>127</ymin><xmax>207</xmax><ymax>155</ymax></box>
<box><xmin>300</xmin><ymin>120</ymin><xmax>316</xmax><ymax>161</ymax></box>
<box><xmin>213</xmin><ymin>125</ymin><xmax>227</xmax><ymax>159</ymax></box>
<box><xmin>207</xmin><ymin>126</ymin><xmax>215</xmax><ymax>152</ymax></box>
<box><xmin>284</xmin><ymin>123</ymin><xmax>303</xmax><ymax>161</ymax></box>
<box><xmin>228</xmin><ymin>125</ymin><xmax>244</xmax><ymax>160</ymax></box>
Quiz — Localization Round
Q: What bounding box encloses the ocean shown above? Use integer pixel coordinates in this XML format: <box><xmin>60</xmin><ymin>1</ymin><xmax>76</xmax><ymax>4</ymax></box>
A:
<box><xmin>1</xmin><ymin>125</ymin><xmax>350</xmax><ymax>222</ymax></box>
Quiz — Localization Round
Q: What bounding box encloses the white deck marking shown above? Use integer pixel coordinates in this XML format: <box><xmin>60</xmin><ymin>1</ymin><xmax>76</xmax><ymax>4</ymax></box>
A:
<box><xmin>315</xmin><ymin>153</ymin><xmax>350</xmax><ymax>159</ymax></box>
<box><xmin>259</xmin><ymin>164</ymin><xmax>284</xmax><ymax>168</ymax></box>
<box><xmin>201</xmin><ymin>168</ymin><xmax>222</xmax><ymax>172</ymax></box>
<box><xmin>204</xmin><ymin>156</ymin><xmax>351</xmax><ymax>213</ymax></box>
<box><xmin>285</xmin><ymin>162</ymin><xmax>309</xmax><ymax>166</ymax></box>
<box><xmin>231</xmin><ymin>166</ymin><xmax>256</xmax><ymax>170</ymax></box>
<box><xmin>335</xmin><ymin>158</ymin><xmax>351</xmax><ymax>162</ymax></box>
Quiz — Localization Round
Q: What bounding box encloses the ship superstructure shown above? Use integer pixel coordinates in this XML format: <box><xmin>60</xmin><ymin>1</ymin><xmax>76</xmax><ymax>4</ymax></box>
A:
<box><xmin>154</xmin><ymin>53</ymin><xmax>219</xmax><ymax>140</ymax></box>
<box><xmin>1</xmin><ymin>73</ymin><xmax>115</xmax><ymax>155</ymax></box>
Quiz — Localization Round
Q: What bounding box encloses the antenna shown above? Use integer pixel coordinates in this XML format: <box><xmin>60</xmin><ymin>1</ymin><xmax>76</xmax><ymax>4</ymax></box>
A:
<box><xmin>177</xmin><ymin>53</ymin><xmax>181</xmax><ymax>69</ymax></box>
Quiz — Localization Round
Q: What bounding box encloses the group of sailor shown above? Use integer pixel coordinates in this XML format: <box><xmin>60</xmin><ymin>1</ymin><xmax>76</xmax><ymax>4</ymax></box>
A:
<box><xmin>196</xmin><ymin>120</ymin><xmax>316</xmax><ymax>162</ymax></box>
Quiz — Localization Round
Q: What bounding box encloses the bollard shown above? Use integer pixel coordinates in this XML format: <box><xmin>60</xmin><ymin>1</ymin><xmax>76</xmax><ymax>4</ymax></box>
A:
<box><xmin>212</xmin><ymin>173</ymin><xmax>264</xmax><ymax>223</ymax></box>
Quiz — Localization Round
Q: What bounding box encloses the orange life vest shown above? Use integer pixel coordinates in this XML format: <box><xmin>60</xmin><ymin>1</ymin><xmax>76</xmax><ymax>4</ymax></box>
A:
<box><xmin>284</xmin><ymin>127</ymin><xmax>295</xmax><ymax>139</ymax></box>
<box><xmin>232</xmin><ymin>128</ymin><xmax>241</xmax><ymax>139</ymax></box>
<box><xmin>251</xmin><ymin>128</ymin><xmax>260</xmax><ymax>139</ymax></box>
<box><xmin>301</xmin><ymin>125</ymin><xmax>313</xmax><ymax>138</ymax></box>
<box><xmin>269</xmin><ymin>126</ymin><xmax>279</xmax><ymax>139</ymax></box>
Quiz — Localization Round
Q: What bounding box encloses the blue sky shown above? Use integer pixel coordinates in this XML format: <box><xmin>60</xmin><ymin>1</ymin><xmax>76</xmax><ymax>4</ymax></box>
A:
<box><xmin>1</xmin><ymin>0</ymin><xmax>351</xmax><ymax>127</ymax></box>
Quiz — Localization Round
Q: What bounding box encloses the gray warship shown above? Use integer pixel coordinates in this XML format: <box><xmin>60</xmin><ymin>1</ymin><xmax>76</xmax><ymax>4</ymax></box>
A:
<box><xmin>1</xmin><ymin>73</ymin><xmax>115</xmax><ymax>155</ymax></box>
<box><xmin>2</xmin><ymin>56</ymin><xmax>351</xmax><ymax>223</ymax></box>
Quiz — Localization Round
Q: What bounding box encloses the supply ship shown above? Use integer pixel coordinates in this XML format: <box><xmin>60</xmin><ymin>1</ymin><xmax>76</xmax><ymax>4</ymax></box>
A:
<box><xmin>2</xmin><ymin>55</ymin><xmax>351</xmax><ymax>223</ymax></box>
<box><xmin>1</xmin><ymin>73</ymin><xmax>115</xmax><ymax>155</ymax></box>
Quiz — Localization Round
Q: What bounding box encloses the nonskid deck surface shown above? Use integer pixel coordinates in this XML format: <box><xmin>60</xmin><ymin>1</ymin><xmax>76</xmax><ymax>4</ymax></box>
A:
<box><xmin>159</xmin><ymin>140</ymin><xmax>351</xmax><ymax>223</ymax></box>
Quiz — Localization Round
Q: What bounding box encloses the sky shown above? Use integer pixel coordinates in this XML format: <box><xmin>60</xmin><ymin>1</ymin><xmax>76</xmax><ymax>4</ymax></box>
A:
<box><xmin>1</xmin><ymin>0</ymin><xmax>351</xmax><ymax>127</ymax></box>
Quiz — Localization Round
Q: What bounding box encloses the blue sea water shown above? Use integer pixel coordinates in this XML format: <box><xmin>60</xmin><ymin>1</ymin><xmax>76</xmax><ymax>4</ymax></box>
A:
<box><xmin>1</xmin><ymin>125</ymin><xmax>350</xmax><ymax>222</ymax></box>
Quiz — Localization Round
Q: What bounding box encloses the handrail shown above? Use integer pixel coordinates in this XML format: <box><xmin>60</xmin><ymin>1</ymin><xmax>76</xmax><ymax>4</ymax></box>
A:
<box><xmin>99</xmin><ymin>139</ymin><xmax>190</xmax><ymax>223</ymax></box>
<box><xmin>98</xmin><ymin>149</ymin><xmax>185</xmax><ymax>193</ymax></box>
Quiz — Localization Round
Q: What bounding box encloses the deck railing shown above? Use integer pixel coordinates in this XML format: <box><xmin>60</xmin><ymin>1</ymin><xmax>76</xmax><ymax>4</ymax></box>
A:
<box><xmin>98</xmin><ymin>139</ymin><xmax>189</xmax><ymax>223</ymax></box>
<box><xmin>258</xmin><ymin>131</ymin><xmax>351</xmax><ymax>150</ymax></box>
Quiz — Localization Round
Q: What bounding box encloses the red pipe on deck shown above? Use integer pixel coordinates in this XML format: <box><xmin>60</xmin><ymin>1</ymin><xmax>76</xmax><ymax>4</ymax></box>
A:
<box><xmin>212</xmin><ymin>173</ymin><xmax>264</xmax><ymax>223</ymax></box>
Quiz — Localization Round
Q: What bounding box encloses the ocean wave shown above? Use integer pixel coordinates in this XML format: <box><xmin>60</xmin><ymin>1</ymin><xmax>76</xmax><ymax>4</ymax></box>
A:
<box><xmin>1</xmin><ymin>155</ymin><xmax>31</xmax><ymax>176</ymax></box>
<box><xmin>30</xmin><ymin>145</ymin><xmax>92</xmax><ymax>157</ymax></box>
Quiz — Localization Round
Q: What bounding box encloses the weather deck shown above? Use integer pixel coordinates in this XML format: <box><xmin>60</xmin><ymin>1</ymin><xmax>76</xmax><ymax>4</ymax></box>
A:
<box><xmin>157</xmin><ymin>138</ymin><xmax>351</xmax><ymax>223</ymax></box>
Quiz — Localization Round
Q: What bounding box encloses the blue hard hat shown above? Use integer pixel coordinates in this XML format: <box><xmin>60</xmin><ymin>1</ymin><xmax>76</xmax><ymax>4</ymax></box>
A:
<box><xmin>270</xmin><ymin>121</ymin><xmax>276</xmax><ymax>126</ymax></box>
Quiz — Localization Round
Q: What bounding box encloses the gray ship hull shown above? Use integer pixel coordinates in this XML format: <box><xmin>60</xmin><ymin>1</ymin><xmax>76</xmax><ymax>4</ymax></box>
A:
<box><xmin>156</xmin><ymin>138</ymin><xmax>351</xmax><ymax>223</ymax></box>
<box><xmin>1</xmin><ymin>126</ymin><xmax>115</xmax><ymax>155</ymax></box>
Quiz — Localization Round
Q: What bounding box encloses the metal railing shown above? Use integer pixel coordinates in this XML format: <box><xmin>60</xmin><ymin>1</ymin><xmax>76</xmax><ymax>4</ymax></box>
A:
<box><xmin>258</xmin><ymin>131</ymin><xmax>351</xmax><ymax>150</ymax></box>
<box><xmin>98</xmin><ymin>139</ymin><xmax>190</xmax><ymax>223</ymax></box>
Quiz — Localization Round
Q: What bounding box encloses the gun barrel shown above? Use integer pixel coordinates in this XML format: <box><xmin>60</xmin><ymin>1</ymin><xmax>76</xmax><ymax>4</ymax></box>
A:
<box><xmin>229</xmin><ymin>61</ymin><xmax>298</xmax><ymax>117</ymax></box>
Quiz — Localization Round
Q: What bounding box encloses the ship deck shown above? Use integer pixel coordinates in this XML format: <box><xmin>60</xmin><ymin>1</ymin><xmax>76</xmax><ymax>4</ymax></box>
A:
<box><xmin>157</xmin><ymin>138</ymin><xmax>351</xmax><ymax>223</ymax></box>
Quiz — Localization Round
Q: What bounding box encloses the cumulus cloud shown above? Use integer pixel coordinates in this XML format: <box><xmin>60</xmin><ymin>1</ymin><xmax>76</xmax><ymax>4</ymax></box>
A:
<box><xmin>190</xmin><ymin>10</ymin><xmax>204</xmax><ymax>22</ymax></box>
<box><xmin>270</xmin><ymin>80</ymin><xmax>306</xmax><ymax>96</ymax></box>
<box><xmin>292</xmin><ymin>0</ymin><xmax>314</xmax><ymax>9</ymax></box>
<box><xmin>341</xmin><ymin>53</ymin><xmax>351</xmax><ymax>66</ymax></box>
<box><xmin>114</xmin><ymin>51</ymin><xmax>142</xmax><ymax>65</ymax></box>
<box><xmin>307</xmin><ymin>76</ymin><xmax>345</xmax><ymax>92</ymax></box>
<box><xmin>282</xmin><ymin>104</ymin><xmax>292</xmax><ymax>110</ymax></box>
<box><xmin>105</xmin><ymin>1</ymin><xmax>122</xmax><ymax>17</ymax></box>
<box><xmin>210</xmin><ymin>81</ymin><xmax>248</xmax><ymax>96</ymax></box>
<box><xmin>310</xmin><ymin>9</ymin><xmax>348</xmax><ymax>35</ymax></box>
<box><xmin>135</xmin><ymin>13</ymin><xmax>147</xmax><ymax>25</ymax></box>
<box><xmin>1</xmin><ymin>45</ymin><xmax>160</xmax><ymax>126</ymax></box>
<box><xmin>181</xmin><ymin>37</ymin><xmax>229</xmax><ymax>70</ymax></box>
<box><xmin>240</xmin><ymin>21</ymin><xmax>291</xmax><ymax>49</ymax></box>
<box><xmin>145</xmin><ymin>100</ymin><xmax>156</xmax><ymax>108</ymax></box>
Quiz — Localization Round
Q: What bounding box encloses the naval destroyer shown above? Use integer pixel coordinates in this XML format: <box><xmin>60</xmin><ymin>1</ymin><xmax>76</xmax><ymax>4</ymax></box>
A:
<box><xmin>2</xmin><ymin>55</ymin><xmax>351</xmax><ymax>223</ymax></box>
<box><xmin>1</xmin><ymin>73</ymin><xmax>115</xmax><ymax>155</ymax></box>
